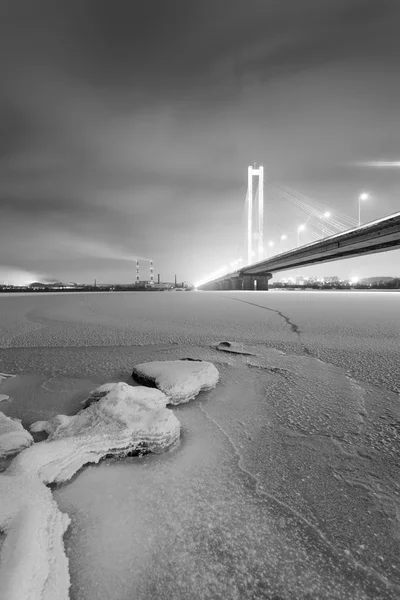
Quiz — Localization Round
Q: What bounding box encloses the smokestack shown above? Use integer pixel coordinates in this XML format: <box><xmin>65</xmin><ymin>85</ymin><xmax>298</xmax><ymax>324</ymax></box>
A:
<box><xmin>174</xmin><ymin>274</ymin><xmax>177</xmax><ymax>287</ymax></box>
<box><xmin>150</xmin><ymin>260</ymin><xmax>154</xmax><ymax>283</ymax></box>
<box><xmin>157</xmin><ymin>273</ymin><xmax>160</xmax><ymax>284</ymax></box>
<box><xmin>136</xmin><ymin>260</ymin><xmax>140</xmax><ymax>283</ymax></box>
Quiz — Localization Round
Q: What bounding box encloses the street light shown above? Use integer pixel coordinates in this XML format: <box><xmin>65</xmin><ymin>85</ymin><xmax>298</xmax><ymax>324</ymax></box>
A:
<box><xmin>358</xmin><ymin>193</ymin><xmax>368</xmax><ymax>227</ymax></box>
<box><xmin>297</xmin><ymin>224</ymin><xmax>306</xmax><ymax>247</ymax></box>
<box><xmin>280</xmin><ymin>234</ymin><xmax>287</xmax><ymax>252</ymax></box>
<box><xmin>267</xmin><ymin>240</ymin><xmax>274</xmax><ymax>257</ymax></box>
<box><xmin>319</xmin><ymin>211</ymin><xmax>331</xmax><ymax>238</ymax></box>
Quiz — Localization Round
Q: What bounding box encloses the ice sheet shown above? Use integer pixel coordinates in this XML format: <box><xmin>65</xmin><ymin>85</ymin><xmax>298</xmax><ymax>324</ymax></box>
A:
<box><xmin>0</xmin><ymin>291</ymin><xmax>399</xmax><ymax>599</ymax></box>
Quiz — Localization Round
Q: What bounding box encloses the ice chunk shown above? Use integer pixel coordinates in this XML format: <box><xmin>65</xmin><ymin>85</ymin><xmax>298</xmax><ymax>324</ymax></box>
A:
<box><xmin>0</xmin><ymin>394</ymin><xmax>10</xmax><ymax>402</ymax></box>
<box><xmin>81</xmin><ymin>382</ymin><xmax>119</xmax><ymax>407</ymax></box>
<box><xmin>213</xmin><ymin>340</ymin><xmax>256</xmax><ymax>356</ymax></box>
<box><xmin>132</xmin><ymin>359</ymin><xmax>219</xmax><ymax>404</ymax></box>
<box><xmin>15</xmin><ymin>382</ymin><xmax>179</xmax><ymax>484</ymax></box>
<box><xmin>0</xmin><ymin>471</ymin><xmax>70</xmax><ymax>600</ymax></box>
<box><xmin>0</xmin><ymin>372</ymin><xmax>15</xmax><ymax>383</ymax></box>
<box><xmin>0</xmin><ymin>412</ymin><xmax>33</xmax><ymax>457</ymax></box>
<box><xmin>30</xmin><ymin>414</ymin><xmax>72</xmax><ymax>435</ymax></box>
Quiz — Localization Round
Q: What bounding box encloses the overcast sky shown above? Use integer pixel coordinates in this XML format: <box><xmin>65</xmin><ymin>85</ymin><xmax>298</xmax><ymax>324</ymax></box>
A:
<box><xmin>1</xmin><ymin>0</ymin><xmax>400</xmax><ymax>285</ymax></box>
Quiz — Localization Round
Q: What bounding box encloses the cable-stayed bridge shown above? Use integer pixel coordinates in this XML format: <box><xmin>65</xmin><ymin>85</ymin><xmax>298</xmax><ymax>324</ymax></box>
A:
<box><xmin>197</xmin><ymin>164</ymin><xmax>400</xmax><ymax>291</ymax></box>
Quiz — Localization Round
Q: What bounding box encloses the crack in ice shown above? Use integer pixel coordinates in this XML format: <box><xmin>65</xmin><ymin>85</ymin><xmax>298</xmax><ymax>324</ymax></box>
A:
<box><xmin>226</xmin><ymin>296</ymin><xmax>312</xmax><ymax>356</ymax></box>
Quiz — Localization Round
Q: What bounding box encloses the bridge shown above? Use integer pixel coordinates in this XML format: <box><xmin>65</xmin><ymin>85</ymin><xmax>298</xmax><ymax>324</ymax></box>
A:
<box><xmin>197</xmin><ymin>165</ymin><xmax>400</xmax><ymax>291</ymax></box>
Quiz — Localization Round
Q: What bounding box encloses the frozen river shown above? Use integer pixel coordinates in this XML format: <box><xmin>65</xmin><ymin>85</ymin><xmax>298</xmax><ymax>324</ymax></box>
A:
<box><xmin>0</xmin><ymin>290</ymin><xmax>399</xmax><ymax>599</ymax></box>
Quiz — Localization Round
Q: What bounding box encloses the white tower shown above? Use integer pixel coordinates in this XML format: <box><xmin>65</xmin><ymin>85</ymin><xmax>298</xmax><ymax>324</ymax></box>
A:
<box><xmin>247</xmin><ymin>164</ymin><xmax>264</xmax><ymax>264</ymax></box>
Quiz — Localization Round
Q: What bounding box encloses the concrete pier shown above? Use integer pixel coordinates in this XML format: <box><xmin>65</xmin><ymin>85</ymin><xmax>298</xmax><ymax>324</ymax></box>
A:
<box><xmin>256</xmin><ymin>274</ymin><xmax>272</xmax><ymax>290</ymax></box>
<box><xmin>242</xmin><ymin>275</ymin><xmax>256</xmax><ymax>290</ymax></box>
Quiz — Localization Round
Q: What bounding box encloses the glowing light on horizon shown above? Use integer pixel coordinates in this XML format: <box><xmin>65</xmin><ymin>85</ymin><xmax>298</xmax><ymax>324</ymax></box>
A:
<box><xmin>0</xmin><ymin>267</ymin><xmax>44</xmax><ymax>287</ymax></box>
<box><xmin>354</xmin><ymin>161</ymin><xmax>400</xmax><ymax>168</ymax></box>
<box><xmin>194</xmin><ymin>256</ymin><xmax>245</xmax><ymax>288</ymax></box>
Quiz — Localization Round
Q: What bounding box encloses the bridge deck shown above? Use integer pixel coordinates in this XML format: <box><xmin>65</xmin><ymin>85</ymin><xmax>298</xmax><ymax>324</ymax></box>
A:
<box><xmin>199</xmin><ymin>212</ymin><xmax>400</xmax><ymax>288</ymax></box>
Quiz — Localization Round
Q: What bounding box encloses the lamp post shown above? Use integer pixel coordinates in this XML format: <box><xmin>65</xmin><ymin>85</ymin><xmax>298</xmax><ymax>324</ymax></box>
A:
<box><xmin>319</xmin><ymin>211</ymin><xmax>331</xmax><ymax>238</ymax></box>
<box><xmin>358</xmin><ymin>193</ymin><xmax>368</xmax><ymax>227</ymax></box>
<box><xmin>280</xmin><ymin>234</ymin><xmax>287</xmax><ymax>252</ymax></box>
<box><xmin>267</xmin><ymin>240</ymin><xmax>274</xmax><ymax>257</ymax></box>
<box><xmin>297</xmin><ymin>224</ymin><xmax>305</xmax><ymax>247</ymax></box>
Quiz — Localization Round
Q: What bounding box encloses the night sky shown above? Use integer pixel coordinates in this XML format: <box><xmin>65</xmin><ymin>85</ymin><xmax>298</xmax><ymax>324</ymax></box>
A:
<box><xmin>1</xmin><ymin>0</ymin><xmax>400</xmax><ymax>285</ymax></box>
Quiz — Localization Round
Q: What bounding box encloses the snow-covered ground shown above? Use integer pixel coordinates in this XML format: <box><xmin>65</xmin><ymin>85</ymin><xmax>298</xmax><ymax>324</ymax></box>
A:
<box><xmin>0</xmin><ymin>290</ymin><xmax>399</xmax><ymax>599</ymax></box>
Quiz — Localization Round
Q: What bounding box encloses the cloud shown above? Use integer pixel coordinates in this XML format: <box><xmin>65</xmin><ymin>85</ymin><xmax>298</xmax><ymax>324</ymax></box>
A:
<box><xmin>56</xmin><ymin>235</ymin><xmax>152</xmax><ymax>262</ymax></box>
<box><xmin>1</xmin><ymin>0</ymin><xmax>400</xmax><ymax>282</ymax></box>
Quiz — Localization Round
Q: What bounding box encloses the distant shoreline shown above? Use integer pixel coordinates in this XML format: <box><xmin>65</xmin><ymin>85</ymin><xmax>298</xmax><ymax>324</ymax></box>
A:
<box><xmin>0</xmin><ymin>287</ymin><xmax>399</xmax><ymax>294</ymax></box>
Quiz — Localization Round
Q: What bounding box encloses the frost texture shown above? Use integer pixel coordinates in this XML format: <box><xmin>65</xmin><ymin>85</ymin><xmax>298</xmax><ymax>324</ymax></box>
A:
<box><xmin>0</xmin><ymin>382</ymin><xmax>181</xmax><ymax>600</ymax></box>
<box><xmin>0</xmin><ymin>412</ymin><xmax>33</xmax><ymax>457</ymax></box>
<box><xmin>132</xmin><ymin>360</ymin><xmax>219</xmax><ymax>404</ymax></box>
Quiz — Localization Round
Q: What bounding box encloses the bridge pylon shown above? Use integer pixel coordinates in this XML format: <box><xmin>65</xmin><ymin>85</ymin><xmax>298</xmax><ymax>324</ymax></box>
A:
<box><xmin>247</xmin><ymin>164</ymin><xmax>264</xmax><ymax>264</ymax></box>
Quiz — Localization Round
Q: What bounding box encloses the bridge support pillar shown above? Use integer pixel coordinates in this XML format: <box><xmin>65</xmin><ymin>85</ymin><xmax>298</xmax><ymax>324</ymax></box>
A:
<box><xmin>220</xmin><ymin>280</ymin><xmax>232</xmax><ymax>290</ymax></box>
<box><xmin>232</xmin><ymin>278</ymin><xmax>243</xmax><ymax>290</ymax></box>
<box><xmin>242</xmin><ymin>275</ymin><xmax>256</xmax><ymax>290</ymax></box>
<box><xmin>255</xmin><ymin>273</ymin><xmax>273</xmax><ymax>291</ymax></box>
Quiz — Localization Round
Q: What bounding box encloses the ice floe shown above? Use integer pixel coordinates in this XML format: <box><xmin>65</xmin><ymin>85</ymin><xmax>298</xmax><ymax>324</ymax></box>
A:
<box><xmin>0</xmin><ymin>412</ymin><xmax>33</xmax><ymax>458</ymax></box>
<box><xmin>132</xmin><ymin>359</ymin><xmax>219</xmax><ymax>404</ymax></box>
<box><xmin>0</xmin><ymin>394</ymin><xmax>10</xmax><ymax>402</ymax></box>
<box><xmin>16</xmin><ymin>382</ymin><xmax>180</xmax><ymax>484</ymax></box>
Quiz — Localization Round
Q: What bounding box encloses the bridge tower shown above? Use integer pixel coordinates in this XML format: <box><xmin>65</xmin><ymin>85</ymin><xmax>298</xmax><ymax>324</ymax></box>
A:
<box><xmin>247</xmin><ymin>164</ymin><xmax>264</xmax><ymax>265</ymax></box>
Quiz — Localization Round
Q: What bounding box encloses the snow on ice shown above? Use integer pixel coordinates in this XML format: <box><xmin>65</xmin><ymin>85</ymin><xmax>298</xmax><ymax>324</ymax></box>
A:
<box><xmin>132</xmin><ymin>359</ymin><xmax>219</xmax><ymax>404</ymax></box>
<box><xmin>0</xmin><ymin>472</ymin><xmax>71</xmax><ymax>600</ymax></box>
<box><xmin>0</xmin><ymin>412</ymin><xmax>33</xmax><ymax>457</ymax></box>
